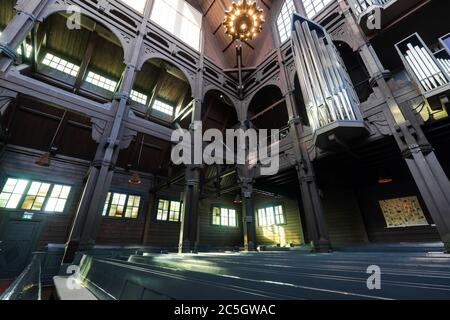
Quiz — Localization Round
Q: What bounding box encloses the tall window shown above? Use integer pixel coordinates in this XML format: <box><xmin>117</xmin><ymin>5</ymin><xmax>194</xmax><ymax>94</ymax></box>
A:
<box><xmin>0</xmin><ymin>178</ymin><xmax>71</xmax><ymax>213</ymax></box>
<box><xmin>150</xmin><ymin>0</ymin><xmax>202</xmax><ymax>50</ymax></box>
<box><xmin>156</xmin><ymin>199</ymin><xmax>182</xmax><ymax>222</ymax></box>
<box><xmin>212</xmin><ymin>207</ymin><xmax>237</xmax><ymax>227</ymax></box>
<box><xmin>120</xmin><ymin>0</ymin><xmax>147</xmax><ymax>13</ymax></box>
<box><xmin>102</xmin><ymin>192</ymin><xmax>141</xmax><ymax>219</ymax></box>
<box><xmin>277</xmin><ymin>0</ymin><xmax>297</xmax><ymax>44</ymax></box>
<box><xmin>303</xmin><ymin>0</ymin><xmax>334</xmax><ymax>19</ymax></box>
<box><xmin>257</xmin><ymin>205</ymin><xmax>286</xmax><ymax>227</ymax></box>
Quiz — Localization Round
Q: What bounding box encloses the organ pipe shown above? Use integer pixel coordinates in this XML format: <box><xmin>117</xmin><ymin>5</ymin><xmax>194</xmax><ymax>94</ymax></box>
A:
<box><xmin>396</xmin><ymin>34</ymin><xmax>450</xmax><ymax>95</ymax></box>
<box><xmin>291</xmin><ymin>14</ymin><xmax>362</xmax><ymax>132</ymax></box>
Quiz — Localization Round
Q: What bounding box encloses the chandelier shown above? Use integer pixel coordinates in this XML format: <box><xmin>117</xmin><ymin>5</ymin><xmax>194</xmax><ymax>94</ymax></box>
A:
<box><xmin>224</xmin><ymin>0</ymin><xmax>265</xmax><ymax>42</ymax></box>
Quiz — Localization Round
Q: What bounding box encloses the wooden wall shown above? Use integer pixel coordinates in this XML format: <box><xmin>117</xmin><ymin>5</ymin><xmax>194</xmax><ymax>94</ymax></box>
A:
<box><xmin>142</xmin><ymin>188</ymin><xmax>183</xmax><ymax>249</ymax></box>
<box><xmin>198</xmin><ymin>195</ymin><xmax>243</xmax><ymax>249</ymax></box>
<box><xmin>322</xmin><ymin>185</ymin><xmax>369</xmax><ymax>245</ymax></box>
<box><xmin>254</xmin><ymin>194</ymin><xmax>305</xmax><ymax>246</ymax></box>
<box><xmin>356</xmin><ymin>172</ymin><xmax>440</xmax><ymax>243</ymax></box>
<box><xmin>0</xmin><ymin>147</ymin><xmax>88</xmax><ymax>250</ymax></box>
<box><xmin>96</xmin><ymin>172</ymin><xmax>154</xmax><ymax>245</ymax></box>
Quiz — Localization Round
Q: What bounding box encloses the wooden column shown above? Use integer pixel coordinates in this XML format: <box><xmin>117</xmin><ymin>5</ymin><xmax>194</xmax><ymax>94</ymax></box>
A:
<box><xmin>179</xmin><ymin>164</ymin><xmax>201</xmax><ymax>253</ymax></box>
<box><xmin>277</xmin><ymin>50</ymin><xmax>332</xmax><ymax>252</ymax></box>
<box><xmin>238</xmin><ymin>165</ymin><xmax>257</xmax><ymax>251</ymax></box>
<box><xmin>63</xmin><ymin>1</ymin><xmax>152</xmax><ymax>262</ymax></box>
<box><xmin>0</xmin><ymin>0</ymin><xmax>50</xmax><ymax>72</ymax></box>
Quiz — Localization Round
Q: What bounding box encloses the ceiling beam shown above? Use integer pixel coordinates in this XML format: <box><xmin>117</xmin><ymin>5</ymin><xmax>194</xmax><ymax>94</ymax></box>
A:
<box><xmin>145</xmin><ymin>70</ymin><xmax>167</xmax><ymax>119</ymax></box>
<box><xmin>74</xmin><ymin>30</ymin><xmax>98</xmax><ymax>94</ymax></box>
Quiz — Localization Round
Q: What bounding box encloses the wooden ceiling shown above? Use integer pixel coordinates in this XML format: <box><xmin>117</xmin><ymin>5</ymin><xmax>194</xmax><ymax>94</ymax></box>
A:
<box><xmin>190</xmin><ymin>0</ymin><xmax>275</xmax><ymax>67</ymax></box>
<box><xmin>0</xmin><ymin>0</ymin><xmax>15</xmax><ymax>29</ymax></box>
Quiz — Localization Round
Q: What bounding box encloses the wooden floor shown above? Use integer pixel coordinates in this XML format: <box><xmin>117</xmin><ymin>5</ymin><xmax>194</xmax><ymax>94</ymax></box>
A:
<box><xmin>122</xmin><ymin>250</ymin><xmax>450</xmax><ymax>300</ymax></box>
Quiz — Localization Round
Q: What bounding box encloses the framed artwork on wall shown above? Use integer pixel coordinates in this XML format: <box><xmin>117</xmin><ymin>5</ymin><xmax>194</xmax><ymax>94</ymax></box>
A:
<box><xmin>379</xmin><ymin>196</ymin><xmax>429</xmax><ymax>228</ymax></box>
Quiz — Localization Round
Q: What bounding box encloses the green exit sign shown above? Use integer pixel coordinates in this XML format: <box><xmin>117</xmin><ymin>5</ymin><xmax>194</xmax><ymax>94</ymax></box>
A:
<box><xmin>22</xmin><ymin>212</ymin><xmax>34</xmax><ymax>220</ymax></box>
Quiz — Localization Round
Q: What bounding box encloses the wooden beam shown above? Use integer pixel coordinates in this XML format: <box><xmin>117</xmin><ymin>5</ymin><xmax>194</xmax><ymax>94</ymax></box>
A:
<box><xmin>74</xmin><ymin>30</ymin><xmax>98</xmax><ymax>94</ymax></box>
<box><xmin>145</xmin><ymin>70</ymin><xmax>167</xmax><ymax>119</ymax></box>
<box><xmin>223</xmin><ymin>40</ymin><xmax>235</xmax><ymax>53</ymax></box>
<box><xmin>250</xmin><ymin>98</ymin><xmax>286</xmax><ymax>121</ymax></box>
<box><xmin>204</xmin><ymin>0</ymin><xmax>216</xmax><ymax>17</ymax></box>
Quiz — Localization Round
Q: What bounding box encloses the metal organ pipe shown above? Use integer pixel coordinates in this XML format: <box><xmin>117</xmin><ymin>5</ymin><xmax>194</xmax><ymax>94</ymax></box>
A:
<box><xmin>398</xmin><ymin>35</ymin><xmax>450</xmax><ymax>94</ymax></box>
<box><xmin>291</xmin><ymin>15</ymin><xmax>361</xmax><ymax>132</ymax></box>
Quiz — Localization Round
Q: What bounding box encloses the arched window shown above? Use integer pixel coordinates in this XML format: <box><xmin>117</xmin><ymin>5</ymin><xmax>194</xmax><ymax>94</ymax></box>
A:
<box><xmin>303</xmin><ymin>0</ymin><xmax>334</xmax><ymax>18</ymax></box>
<box><xmin>276</xmin><ymin>0</ymin><xmax>297</xmax><ymax>44</ymax></box>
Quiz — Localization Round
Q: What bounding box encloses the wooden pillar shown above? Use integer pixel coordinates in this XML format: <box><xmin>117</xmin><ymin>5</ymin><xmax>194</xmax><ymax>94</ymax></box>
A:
<box><xmin>339</xmin><ymin>0</ymin><xmax>450</xmax><ymax>252</ymax></box>
<box><xmin>277</xmin><ymin>49</ymin><xmax>332</xmax><ymax>252</ymax></box>
<box><xmin>63</xmin><ymin>1</ymin><xmax>152</xmax><ymax>262</ymax></box>
<box><xmin>179</xmin><ymin>165</ymin><xmax>201</xmax><ymax>253</ymax></box>
<box><xmin>0</xmin><ymin>0</ymin><xmax>49</xmax><ymax>71</ymax></box>
<box><xmin>239</xmin><ymin>167</ymin><xmax>257</xmax><ymax>251</ymax></box>
<box><xmin>142</xmin><ymin>192</ymin><xmax>156</xmax><ymax>245</ymax></box>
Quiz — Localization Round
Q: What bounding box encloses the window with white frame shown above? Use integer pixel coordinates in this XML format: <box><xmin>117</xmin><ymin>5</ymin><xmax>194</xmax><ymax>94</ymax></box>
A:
<box><xmin>212</xmin><ymin>207</ymin><xmax>237</xmax><ymax>227</ymax></box>
<box><xmin>0</xmin><ymin>178</ymin><xmax>72</xmax><ymax>213</ymax></box>
<box><xmin>277</xmin><ymin>0</ymin><xmax>297</xmax><ymax>44</ymax></box>
<box><xmin>257</xmin><ymin>205</ymin><xmax>286</xmax><ymax>227</ymax></box>
<box><xmin>42</xmin><ymin>53</ymin><xmax>80</xmax><ymax>77</ymax></box>
<box><xmin>85</xmin><ymin>71</ymin><xmax>118</xmax><ymax>92</ymax></box>
<box><xmin>130</xmin><ymin>90</ymin><xmax>148</xmax><ymax>105</ymax></box>
<box><xmin>102</xmin><ymin>192</ymin><xmax>141</xmax><ymax>219</ymax></box>
<box><xmin>302</xmin><ymin>0</ymin><xmax>334</xmax><ymax>19</ymax></box>
<box><xmin>152</xmin><ymin>99</ymin><xmax>174</xmax><ymax>116</ymax></box>
<box><xmin>150</xmin><ymin>0</ymin><xmax>202</xmax><ymax>50</ymax></box>
<box><xmin>156</xmin><ymin>199</ymin><xmax>182</xmax><ymax>222</ymax></box>
<box><xmin>120</xmin><ymin>0</ymin><xmax>147</xmax><ymax>13</ymax></box>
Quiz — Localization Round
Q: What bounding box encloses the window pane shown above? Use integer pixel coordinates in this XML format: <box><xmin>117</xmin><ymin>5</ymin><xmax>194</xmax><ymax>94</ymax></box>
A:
<box><xmin>302</xmin><ymin>0</ymin><xmax>333</xmax><ymax>19</ymax></box>
<box><xmin>42</xmin><ymin>53</ymin><xmax>80</xmax><ymax>77</ymax></box>
<box><xmin>277</xmin><ymin>0</ymin><xmax>296</xmax><ymax>43</ymax></box>
<box><xmin>212</xmin><ymin>207</ymin><xmax>237</xmax><ymax>227</ymax></box>
<box><xmin>85</xmin><ymin>71</ymin><xmax>118</xmax><ymax>92</ymax></box>
<box><xmin>102</xmin><ymin>193</ymin><xmax>111</xmax><ymax>216</ymax></box>
<box><xmin>130</xmin><ymin>90</ymin><xmax>148</xmax><ymax>105</ymax></box>
<box><xmin>0</xmin><ymin>178</ymin><xmax>30</xmax><ymax>209</ymax></box>
<box><xmin>21</xmin><ymin>182</ymin><xmax>50</xmax><ymax>211</ymax></box>
<box><xmin>157</xmin><ymin>199</ymin><xmax>170</xmax><ymax>221</ymax></box>
<box><xmin>258</xmin><ymin>205</ymin><xmax>285</xmax><ymax>227</ymax></box>
<box><xmin>169</xmin><ymin>201</ymin><xmax>181</xmax><ymax>222</ymax></box>
<box><xmin>152</xmin><ymin>99</ymin><xmax>174</xmax><ymax>116</ymax></box>
<box><xmin>45</xmin><ymin>184</ymin><xmax>71</xmax><ymax>213</ymax></box>
<box><xmin>150</xmin><ymin>0</ymin><xmax>202</xmax><ymax>50</ymax></box>
<box><xmin>120</xmin><ymin>0</ymin><xmax>147</xmax><ymax>13</ymax></box>
<box><xmin>212</xmin><ymin>207</ymin><xmax>221</xmax><ymax>225</ymax></box>
<box><xmin>229</xmin><ymin>209</ymin><xmax>237</xmax><ymax>227</ymax></box>
<box><xmin>125</xmin><ymin>195</ymin><xmax>141</xmax><ymax>219</ymax></box>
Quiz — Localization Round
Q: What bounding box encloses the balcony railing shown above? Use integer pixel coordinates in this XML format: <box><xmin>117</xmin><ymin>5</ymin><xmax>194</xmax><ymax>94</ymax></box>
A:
<box><xmin>395</xmin><ymin>33</ymin><xmax>450</xmax><ymax>98</ymax></box>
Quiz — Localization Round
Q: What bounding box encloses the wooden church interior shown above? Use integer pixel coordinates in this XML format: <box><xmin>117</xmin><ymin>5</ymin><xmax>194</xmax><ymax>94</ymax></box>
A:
<box><xmin>0</xmin><ymin>0</ymin><xmax>450</xmax><ymax>300</ymax></box>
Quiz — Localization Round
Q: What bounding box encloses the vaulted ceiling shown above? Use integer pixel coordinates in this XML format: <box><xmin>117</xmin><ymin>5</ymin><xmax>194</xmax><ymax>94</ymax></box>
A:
<box><xmin>188</xmin><ymin>0</ymin><xmax>276</xmax><ymax>68</ymax></box>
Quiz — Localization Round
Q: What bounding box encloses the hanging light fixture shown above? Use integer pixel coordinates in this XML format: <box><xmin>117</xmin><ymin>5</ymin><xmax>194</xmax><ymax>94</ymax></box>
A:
<box><xmin>378</xmin><ymin>168</ymin><xmax>393</xmax><ymax>185</ymax></box>
<box><xmin>35</xmin><ymin>152</ymin><xmax>51</xmax><ymax>167</ymax></box>
<box><xmin>224</xmin><ymin>0</ymin><xmax>265</xmax><ymax>42</ymax></box>
<box><xmin>128</xmin><ymin>135</ymin><xmax>145</xmax><ymax>185</ymax></box>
